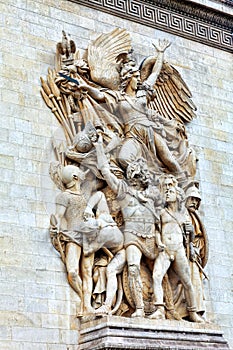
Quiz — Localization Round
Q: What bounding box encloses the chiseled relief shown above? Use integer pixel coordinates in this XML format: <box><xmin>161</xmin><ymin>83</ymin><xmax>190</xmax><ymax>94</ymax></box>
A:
<box><xmin>41</xmin><ymin>29</ymin><xmax>208</xmax><ymax>322</ymax></box>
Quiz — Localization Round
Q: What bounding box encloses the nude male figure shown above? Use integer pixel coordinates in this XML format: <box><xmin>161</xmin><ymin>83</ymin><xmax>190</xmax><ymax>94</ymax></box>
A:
<box><xmin>150</xmin><ymin>175</ymin><xmax>204</xmax><ymax>322</ymax></box>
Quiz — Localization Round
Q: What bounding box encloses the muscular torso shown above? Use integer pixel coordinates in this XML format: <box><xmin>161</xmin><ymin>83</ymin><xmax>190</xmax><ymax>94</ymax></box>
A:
<box><xmin>120</xmin><ymin>190</ymin><xmax>156</xmax><ymax>237</ymax></box>
<box><xmin>56</xmin><ymin>190</ymin><xmax>88</xmax><ymax>231</ymax></box>
<box><xmin>160</xmin><ymin>208</ymin><xmax>186</xmax><ymax>248</ymax></box>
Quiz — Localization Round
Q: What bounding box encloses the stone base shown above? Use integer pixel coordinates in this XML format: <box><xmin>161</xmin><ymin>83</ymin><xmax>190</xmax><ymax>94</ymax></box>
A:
<box><xmin>79</xmin><ymin>316</ymin><xmax>230</xmax><ymax>350</ymax></box>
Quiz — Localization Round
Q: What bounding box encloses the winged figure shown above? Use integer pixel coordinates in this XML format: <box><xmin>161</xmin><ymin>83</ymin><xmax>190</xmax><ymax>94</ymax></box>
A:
<box><xmin>40</xmin><ymin>28</ymin><xmax>209</xmax><ymax>321</ymax></box>
<box><xmin>75</xmin><ymin>35</ymin><xmax>197</xmax><ymax>178</ymax></box>
<box><xmin>41</xmin><ymin>27</ymin><xmax>198</xmax><ymax>185</ymax></box>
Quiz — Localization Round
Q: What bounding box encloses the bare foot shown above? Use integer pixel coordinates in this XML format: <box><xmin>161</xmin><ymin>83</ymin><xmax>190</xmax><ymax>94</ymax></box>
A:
<box><xmin>131</xmin><ymin>308</ymin><xmax>145</xmax><ymax>318</ymax></box>
<box><xmin>189</xmin><ymin>311</ymin><xmax>205</xmax><ymax>323</ymax></box>
<box><xmin>94</xmin><ymin>304</ymin><xmax>111</xmax><ymax>316</ymax></box>
<box><xmin>148</xmin><ymin>309</ymin><xmax>165</xmax><ymax>320</ymax></box>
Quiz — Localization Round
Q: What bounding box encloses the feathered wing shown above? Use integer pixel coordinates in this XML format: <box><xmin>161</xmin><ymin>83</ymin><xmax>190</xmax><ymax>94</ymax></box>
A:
<box><xmin>140</xmin><ymin>58</ymin><xmax>197</xmax><ymax>123</ymax></box>
<box><xmin>88</xmin><ymin>28</ymin><xmax>132</xmax><ymax>90</ymax></box>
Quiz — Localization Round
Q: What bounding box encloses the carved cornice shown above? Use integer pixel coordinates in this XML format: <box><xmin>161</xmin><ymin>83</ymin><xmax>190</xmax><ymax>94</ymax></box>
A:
<box><xmin>74</xmin><ymin>0</ymin><xmax>233</xmax><ymax>53</ymax></box>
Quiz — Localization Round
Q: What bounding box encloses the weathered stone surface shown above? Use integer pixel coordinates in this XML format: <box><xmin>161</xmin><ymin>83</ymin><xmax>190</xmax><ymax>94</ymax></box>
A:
<box><xmin>0</xmin><ymin>0</ymin><xmax>232</xmax><ymax>349</ymax></box>
<box><xmin>79</xmin><ymin>316</ymin><xmax>230</xmax><ymax>349</ymax></box>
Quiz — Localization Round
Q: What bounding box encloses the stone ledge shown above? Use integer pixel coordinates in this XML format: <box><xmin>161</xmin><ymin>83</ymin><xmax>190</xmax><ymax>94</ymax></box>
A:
<box><xmin>75</xmin><ymin>0</ymin><xmax>233</xmax><ymax>53</ymax></box>
<box><xmin>79</xmin><ymin>316</ymin><xmax>230</xmax><ymax>349</ymax></box>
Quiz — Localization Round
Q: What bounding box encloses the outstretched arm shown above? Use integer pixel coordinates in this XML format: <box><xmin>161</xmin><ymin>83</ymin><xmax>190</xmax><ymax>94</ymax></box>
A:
<box><xmin>74</xmin><ymin>83</ymin><xmax>106</xmax><ymax>102</ymax></box>
<box><xmin>93</xmin><ymin>136</ymin><xmax>120</xmax><ymax>193</ymax></box>
<box><xmin>145</xmin><ymin>39</ymin><xmax>171</xmax><ymax>87</ymax></box>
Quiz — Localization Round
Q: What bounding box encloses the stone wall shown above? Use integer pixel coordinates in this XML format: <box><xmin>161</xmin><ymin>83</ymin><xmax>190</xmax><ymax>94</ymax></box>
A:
<box><xmin>0</xmin><ymin>0</ymin><xmax>232</xmax><ymax>349</ymax></box>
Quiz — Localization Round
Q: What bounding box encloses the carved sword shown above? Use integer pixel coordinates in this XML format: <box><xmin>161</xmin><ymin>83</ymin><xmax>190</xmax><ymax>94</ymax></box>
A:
<box><xmin>58</xmin><ymin>72</ymin><xmax>80</xmax><ymax>85</ymax></box>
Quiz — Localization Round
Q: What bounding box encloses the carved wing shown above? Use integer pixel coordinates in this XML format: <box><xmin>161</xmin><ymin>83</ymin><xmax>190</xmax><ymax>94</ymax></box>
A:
<box><xmin>87</xmin><ymin>28</ymin><xmax>132</xmax><ymax>90</ymax></box>
<box><xmin>140</xmin><ymin>57</ymin><xmax>197</xmax><ymax>123</ymax></box>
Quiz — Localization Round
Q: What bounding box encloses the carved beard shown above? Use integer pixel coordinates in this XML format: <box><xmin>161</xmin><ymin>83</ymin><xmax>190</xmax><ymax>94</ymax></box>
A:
<box><xmin>129</xmin><ymin>174</ymin><xmax>149</xmax><ymax>189</ymax></box>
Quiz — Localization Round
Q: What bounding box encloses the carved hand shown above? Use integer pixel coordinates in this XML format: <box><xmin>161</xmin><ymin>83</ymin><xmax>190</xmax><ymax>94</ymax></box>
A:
<box><xmin>66</xmin><ymin>64</ymin><xmax>77</xmax><ymax>74</ymax></box>
<box><xmin>153</xmin><ymin>39</ymin><xmax>171</xmax><ymax>53</ymax></box>
<box><xmin>73</xmin><ymin>83</ymin><xmax>89</xmax><ymax>95</ymax></box>
<box><xmin>184</xmin><ymin>222</ymin><xmax>194</xmax><ymax>236</ymax></box>
<box><xmin>158</xmin><ymin>243</ymin><xmax>166</xmax><ymax>252</ymax></box>
<box><xmin>93</xmin><ymin>133</ymin><xmax>103</xmax><ymax>148</ymax></box>
<box><xmin>83</xmin><ymin>206</ymin><xmax>95</xmax><ymax>221</ymax></box>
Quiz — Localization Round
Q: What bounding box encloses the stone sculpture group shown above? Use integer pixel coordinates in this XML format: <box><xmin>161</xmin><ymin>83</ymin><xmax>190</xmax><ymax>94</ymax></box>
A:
<box><xmin>41</xmin><ymin>28</ymin><xmax>208</xmax><ymax>322</ymax></box>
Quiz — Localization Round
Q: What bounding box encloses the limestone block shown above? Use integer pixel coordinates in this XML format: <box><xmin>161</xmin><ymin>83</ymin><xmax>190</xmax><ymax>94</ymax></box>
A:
<box><xmin>0</xmin><ymin>310</ymin><xmax>42</xmax><ymax>328</ymax></box>
<box><xmin>24</xmin><ymin>283</ymin><xmax>55</xmax><ymax>300</ymax></box>
<box><xmin>0</xmin><ymin>326</ymin><xmax>11</xmax><ymax>341</ymax></box>
<box><xmin>48</xmin><ymin>299</ymin><xmax>77</xmax><ymax>316</ymax></box>
<box><xmin>24</xmin><ymin>298</ymin><xmax>49</xmax><ymax>314</ymax></box>
<box><xmin>47</xmin><ymin>345</ymin><xmax>76</xmax><ymax>350</ymax></box>
<box><xmin>0</xmin><ymin>142</ymin><xmax>20</xmax><ymax>157</ymax></box>
<box><xmin>11</xmin><ymin>326</ymin><xmax>60</xmax><ymax>343</ymax></box>
<box><xmin>0</xmin><ymin>0</ymin><xmax>232</xmax><ymax>349</ymax></box>
<box><xmin>59</xmin><ymin>329</ymin><xmax>79</xmax><ymax>345</ymax></box>
<box><xmin>0</xmin><ymin>155</ymin><xmax>14</xmax><ymax>169</ymax></box>
<box><xmin>41</xmin><ymin>313</ymin><xmax>70</xmax><ymax>329</ymax></box>
<box><xmin>0</xmin><ymin>209</ymin><xmax>19</xmax><ymax>224</ymax></box>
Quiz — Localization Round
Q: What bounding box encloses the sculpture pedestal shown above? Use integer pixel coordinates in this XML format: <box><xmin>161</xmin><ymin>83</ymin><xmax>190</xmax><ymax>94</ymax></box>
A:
<box><xmin>79</xmin><ymin>315</ymin><xmax>229</xmax><ymax>350</ymax></box>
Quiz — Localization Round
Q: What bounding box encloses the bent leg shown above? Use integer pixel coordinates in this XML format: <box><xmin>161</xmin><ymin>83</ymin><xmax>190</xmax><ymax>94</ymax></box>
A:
<box><xmin>81</xmin><ymin>253</ymin><xmax>95</xmax><ymax>313</ymax></box>
<box><xmin>149</xmin><ymin>251</ymin><xmax>171</xmax><ymax>319</ymax></box>
<box><xmin>118</xmin><ymin>139</ymin><xmax>142</xmax><ymax>169</ymax></box>
<box><xmin>66</xmin><ymin>243</ymin><xmax>82</xmax><ymax>299</ymax></box>
<box><xmin>126</xmin><ymin>245</ymin><xmax>144</xmax><ymax>317</ymax></box>
<box><xmin>173</xmin><ymin>248</ymin><xmax>204</xmax><ymax>323</ymax></box>
<box><xmin>154</xmin><ymin>134</ymin><xmax>182</xmax><ymax>173</ymax></box>
<box><xmin>96</xmin><ymin>249</ymin><xmax>126</xmax><ymax>314</ymax></box>
<box><xmin>87</xmin><ymin>191</ymin><xmax>109</xmax><ymax>215</ymax></box>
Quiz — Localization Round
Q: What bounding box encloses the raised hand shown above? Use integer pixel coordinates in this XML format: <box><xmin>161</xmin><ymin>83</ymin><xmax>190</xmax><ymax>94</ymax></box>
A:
<box><xmin>153</xmin><ymin>39</ymin><xmax>171</xmax><ymax>53</ymax></box>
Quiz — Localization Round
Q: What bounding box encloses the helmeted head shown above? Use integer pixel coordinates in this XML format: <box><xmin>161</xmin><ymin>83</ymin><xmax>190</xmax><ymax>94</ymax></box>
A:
<box><xmin>61</xmin><ymin>165</ymin><xmax>86</xmax><ymax>188</ymax></box>
<box><xmin>73</xmin><ymin>121</ymin><xmax>97</xmax><ymax>153</ymax></box>
<box><xmin>185</xmin><ymin>182</ymin><xmax>201</xmax><ymax>211</ymax></box>
<box><xmin>74</xmin><ymin>132</ymin><xmax>92</xmax><ymax>153</ymax></box>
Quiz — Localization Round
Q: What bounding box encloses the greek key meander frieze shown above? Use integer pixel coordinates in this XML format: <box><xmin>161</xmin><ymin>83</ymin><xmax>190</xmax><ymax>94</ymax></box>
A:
<box><xmin>75</xmin><ymin>0</ymin><xmax>233</xmax><ymax>52</ymax></box>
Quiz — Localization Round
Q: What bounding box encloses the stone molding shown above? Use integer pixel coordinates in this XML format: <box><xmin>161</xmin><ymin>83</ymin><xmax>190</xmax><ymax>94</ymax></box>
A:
<box><xmin>79</xmin><ymin>316</ymin><xmax>230</xmax><ymax>349</ymax></box>
<box><xmin>75</xmin><ymin>0</ymin><xmax>233</xmax><ymax>53</ymax></box>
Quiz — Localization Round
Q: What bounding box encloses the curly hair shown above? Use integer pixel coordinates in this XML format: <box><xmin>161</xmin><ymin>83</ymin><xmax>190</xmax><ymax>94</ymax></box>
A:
<box><xmin>126</xmin><ymin>157</ymin><xmax>150</xmax><ymax>186</ymax></box>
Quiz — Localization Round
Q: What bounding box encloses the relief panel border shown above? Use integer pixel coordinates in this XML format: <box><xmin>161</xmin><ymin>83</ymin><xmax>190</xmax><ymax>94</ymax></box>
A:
<box><xmin>74</xmin><ymin>0</ymin><xmax>233</xmax><ymax>53</ymax></box>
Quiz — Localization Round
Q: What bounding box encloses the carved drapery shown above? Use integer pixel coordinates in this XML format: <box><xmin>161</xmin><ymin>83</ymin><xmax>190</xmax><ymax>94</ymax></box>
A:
<box><xmin>41</xmin><ymin>27</ymin><xmax>210</xmax><ymax>323</ymax></box>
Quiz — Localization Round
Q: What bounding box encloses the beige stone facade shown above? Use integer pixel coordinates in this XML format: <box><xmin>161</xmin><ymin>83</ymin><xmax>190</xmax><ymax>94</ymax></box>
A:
<box><xmin>0</xmin><ymin>0</ymin><xmax>232</xmax><ymax>349</ymax></box>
